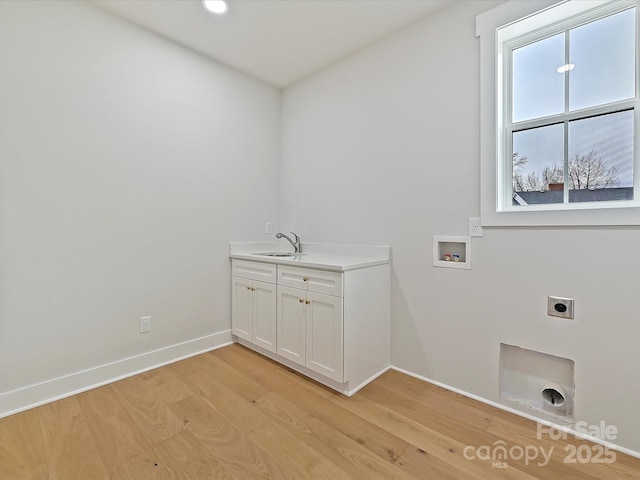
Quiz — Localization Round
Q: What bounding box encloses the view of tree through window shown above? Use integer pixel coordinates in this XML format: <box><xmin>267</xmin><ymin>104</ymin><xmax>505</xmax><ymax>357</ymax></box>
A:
<box><xmin>509</xmin><ymin>7</ymin><xmax>636</xmax><ymax>206</ymax></box>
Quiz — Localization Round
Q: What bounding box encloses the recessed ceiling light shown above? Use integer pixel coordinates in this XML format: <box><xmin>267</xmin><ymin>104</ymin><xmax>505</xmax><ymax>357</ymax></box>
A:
<box><xmin>202</xmin><ymin>0</ymin><xmax>228</xmax><ymax>15</ymax></box>
<box><xmin>556</xmin><ymin>63</ymin><xmax>575</xmax><ymax>74</ymax></box>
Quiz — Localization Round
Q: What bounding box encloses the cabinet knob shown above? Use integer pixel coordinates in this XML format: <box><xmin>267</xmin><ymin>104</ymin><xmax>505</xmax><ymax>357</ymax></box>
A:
<box><xmin>252</xmin><ymin>287</ymin><xmax>256</xmax><ymax>291</ymax></box>
<box><xmin>299</xmin><ymin>298</ymin><xmax>304</xmax><ymax>303</ymax></box>
<box><xmin>305</xmin><ymin>300</ymin><xmax>311</xmax><ymax>305</ymax></box>
<box><xmin>246</xmin><ymin>286</ymin><xmax>251</xmax><ymax>290</ymax></box>
<box><xmin>302</xmin><ymin>277</ymin><xmax>309</xmax><ymax>282</ymax></box>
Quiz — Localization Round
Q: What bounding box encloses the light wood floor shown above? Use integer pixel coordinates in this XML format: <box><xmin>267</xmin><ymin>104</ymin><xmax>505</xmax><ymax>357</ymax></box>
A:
<box><xmin>2</xmin><ymin>344</ymin><xmax>639</xmax><ymax>479</ymax></box>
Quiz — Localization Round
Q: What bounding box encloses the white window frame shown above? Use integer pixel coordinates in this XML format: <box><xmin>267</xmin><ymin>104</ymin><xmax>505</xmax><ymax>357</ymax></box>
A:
<box><xmin>477</xmin><ymin>0</ymin><xmax>640</xmax><ymax>226</ymax></box>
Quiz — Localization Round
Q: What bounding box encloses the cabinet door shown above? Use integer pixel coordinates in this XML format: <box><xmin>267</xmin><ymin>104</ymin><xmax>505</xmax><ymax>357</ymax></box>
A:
<box><xmin>305</xmin><ymin>292</ymin><xmax>343</xmax><ymax>382</ymax></box>
<box><xmin>232</xmin><ymin>276</ymin><xmax>253</xmax><ymax>341</ymax></box>
<box><xmin>277</xmin><ymin>285</ymin><xmax>306</xmax><ymax>367</ymax></box>
<box><xmin>252</xmin><ymin>280</ymin><xmax>277</xmax><ymax>354</ymax></box>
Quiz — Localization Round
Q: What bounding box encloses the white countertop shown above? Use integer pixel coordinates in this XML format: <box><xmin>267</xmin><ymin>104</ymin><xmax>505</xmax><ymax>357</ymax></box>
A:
<box><xmin>229</xmin><ymin>242</ymin><xmax>390</xmax><ymax>272</ymax></box>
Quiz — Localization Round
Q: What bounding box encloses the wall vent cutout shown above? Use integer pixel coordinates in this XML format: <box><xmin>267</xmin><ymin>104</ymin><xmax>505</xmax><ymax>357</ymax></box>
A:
<box><xmin>499</xmin><ymin>343</ymin><xmax>575</xmax><ymax>421</ymax></box>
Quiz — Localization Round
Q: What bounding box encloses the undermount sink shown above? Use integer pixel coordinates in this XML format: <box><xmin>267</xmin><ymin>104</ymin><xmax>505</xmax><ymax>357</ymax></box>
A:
<box><xmin>254</xmin><ymin>252</ymin><xmax>300</xmax><ymax>257</ymax></box>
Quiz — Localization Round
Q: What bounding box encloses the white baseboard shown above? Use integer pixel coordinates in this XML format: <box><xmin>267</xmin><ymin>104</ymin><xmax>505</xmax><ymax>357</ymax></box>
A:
<box><xmin>0</xmin><ymin>330</ymin><xmax>233</xmax><ymax>419</ymax></box>
<box><xmin>390</xmin><ymin>366</ymin><xmax>640</xmax><ymax>461</ymax></box>
<box><xmin>346</xmin><ymin>366</ymin><xmax>391</xmax><ymax>397</ymax></box>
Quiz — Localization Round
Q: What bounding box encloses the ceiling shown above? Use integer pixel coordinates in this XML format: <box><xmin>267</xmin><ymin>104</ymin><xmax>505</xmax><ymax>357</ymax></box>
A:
<box><xmin>90</xmin><ymin>0</ymin><xmax>451</xmax><ymax>88</ymax></box>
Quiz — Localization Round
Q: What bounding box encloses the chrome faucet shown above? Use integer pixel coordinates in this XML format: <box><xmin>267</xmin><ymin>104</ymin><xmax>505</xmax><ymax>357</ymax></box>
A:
<box><xmin>276</xmin><ymin>231</ymin><xmax>301</xmax><ymax>253</ymax></box>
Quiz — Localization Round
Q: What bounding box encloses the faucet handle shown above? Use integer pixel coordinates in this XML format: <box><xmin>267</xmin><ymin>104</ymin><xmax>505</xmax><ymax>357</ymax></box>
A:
<box><xmin>290</xmin><ymin>232</ymin><xmax>301</xmax><ymax>253</ymax></box>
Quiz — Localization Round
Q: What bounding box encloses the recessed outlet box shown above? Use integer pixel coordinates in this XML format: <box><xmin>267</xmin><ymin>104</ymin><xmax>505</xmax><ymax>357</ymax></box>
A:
<box><xmin>548</xmin><ymin>296</ymin><xmax>574</xmax><ymax>319</ymax></box>
<box><xmin>139</xmin><ymin>316</ymin><xmax>152</xmax><ymax>333</ymax></box>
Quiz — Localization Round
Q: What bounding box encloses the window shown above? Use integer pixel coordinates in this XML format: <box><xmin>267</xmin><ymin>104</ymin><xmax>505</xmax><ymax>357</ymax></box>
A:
<box><xmin>477</xmin><ymin>0</ymin><xmax>640</xmax><ymax>226</ymax></box>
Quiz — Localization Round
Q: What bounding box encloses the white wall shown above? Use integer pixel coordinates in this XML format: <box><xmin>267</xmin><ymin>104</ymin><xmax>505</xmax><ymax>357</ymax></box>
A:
<box><xmin>0</xmin><ymin>1</ymin><xmax>279</xmax><ymax>408</ymax></box>
<box><xmin>281</xmin><ymin>0</ymin><xmax>640</xmax><ymax>453</ymax></box>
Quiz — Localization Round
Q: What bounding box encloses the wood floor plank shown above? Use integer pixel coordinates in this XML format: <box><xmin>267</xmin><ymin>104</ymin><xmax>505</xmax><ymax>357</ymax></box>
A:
<box><xmin>140</xmin><ymin>366</ymin><xmax>193</xmax><ymax>404</ymax></box>
<box><xmin>330</xmin><ymin>391</ymin><xmax>541</xmax><ymax>480</ymax></box>
<box><xmin>76</xmin><ymin>384</ymin><xmax>171</xmax><ymax>480</ymax></box>
<box><xmin>255</xmin><ymin>391</ymin><xmax>417</xmax><ymax>480</ymax></box>
<box><xmin>152</xmin><ymin>429</ymin><xmax>238</xmax><ymax>480</ymax></box>
<box><xmin>395</xmin><ymin>444</ymin><xmax>477</xmax><ymax>480</ymax></box>
<box><xmin>180</xmin><ymin>368</ymin><xmax>270</xmax><ymax>435</ymax></box>
<box><xmin>381</xmin><ymin>369</ymin><xmax>500</xmax><ymax>417</ymax></box>
<box><xmin>189</xmin><ymin>349</ymin><xmax>270</xmax><ymax>402</ymax></box>
<box><xmin>611</xmin><ymin>454</ymin><xmax>640</xmax><ymax>480</ymax></box>
<box><xmin>213</xmin><ymin>344</ymin><xmax>411</xmax><ymax>464</ymax></box>
<box><xmin>113</xmin><ymin>374</ymin><xmax>185</xmax><ymax>445</ymax></box>
<box><xmin>212</xmin><ymin>343</ymin><xmax>335</xmax><ymax>399</ymax></box>
<box><xmin>359</xmin><ymin>380</ymin><xmax>493</xmax><ymax>446</ymax></box>
<box><xmin>167</xmin><ymin>394</ymin><xmax>295</xmax><ymax>480</ymax></box>
<box><xmin>247</xmin><ymin>419</ymin><xmax>355</xmax><ymax>480</ymax></box>
<box><xmin>39</xmin><ymin>396</ymin><xmax>110</xmax><ymax>480</ymax></box>
<box><xmin>373</xmin><ymin>370</ymin><xmax>495</xmax><ymax>429</ymax></box>
<box><xmin>0</xmin><ymin>408</ymin><xmax>48</xmax><ymax>480</ymax></box>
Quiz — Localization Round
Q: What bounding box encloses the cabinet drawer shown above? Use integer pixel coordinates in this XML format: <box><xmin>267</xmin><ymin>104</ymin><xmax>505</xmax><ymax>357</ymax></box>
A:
<box><xmin>232</xmin><ymin>259</ymin><xmax>277</xmax><ymax>283</ymax></box>
<box><xmin>277</xmin><ymin>265</ymin><xmax>343</xmax><ymax>297</ymax></box>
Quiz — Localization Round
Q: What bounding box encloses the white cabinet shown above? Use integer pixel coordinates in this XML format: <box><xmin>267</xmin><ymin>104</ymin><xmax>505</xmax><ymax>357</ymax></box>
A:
<box><xmin>276</xmin><ymin>284</ymin><xmax>344</xmax><ymax>382</ymax></box>
<box><xmin>277</xmin><ymin>265</ymin><xmax>344</xmax><ymax>382</ymax></box>
<box><xmin>231</xmin><ymin>276</ymin><xmax>254</xmax><ymax>341</ymax></box>
<box><xmin>304</xmin><ymin>290</ymin><xmax>343</xmax><ymax>382</ymax></box>
<box><xmin>231</xmin><ymin>257</ymin><xmax>389</xmax><ymax>396</ymax></box>
<box><xmin>276</xmin><ymin>285</ymin><xmax>306</xmax><ymax>366</ymax></box>
<box><xmin>251</xmin><ymin>281</ymin><xmax>277</xmax><ymax>353</ymax></box>
<box><xmin>231</xmin><ymin>260</ymin><xmax>277</xmax><ymax>354</ymax></box>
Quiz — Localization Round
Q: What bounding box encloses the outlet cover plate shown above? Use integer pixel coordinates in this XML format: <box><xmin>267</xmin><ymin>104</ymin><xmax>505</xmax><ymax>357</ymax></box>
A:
<box><xmin>547</xmin><ymin>296</ymin><xmax>574</xmax><ymax>319</ymax></box>
<box><xmin>469</xmin><ymin>217</ymin><xmax>483</xmax><ymax>237</ymax></box>
<box><xmin>140</xmin><ymin>316</ymin><xmax>152</xmax><ymax>333</ymax></box>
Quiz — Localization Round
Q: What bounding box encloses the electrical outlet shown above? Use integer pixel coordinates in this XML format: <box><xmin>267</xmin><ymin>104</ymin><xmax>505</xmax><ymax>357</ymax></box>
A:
<box><xmin>469</xmin><ymin>217</ymin><xmax>483</xmax><ymax>237</ymax></box>
<box><xmin>547</xmin><ymin>297</ymin><xmax>574</xmax><ymax>319</ymax></box>
<box><xmin>265</xmin><ymin>222</ymin><xmax>272</xmax><ymax>234</ymax></box>
<box><xmin>139</xmin><ymin>316</ymin><xmax>151</xmax><ymax>333</ymax></box>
